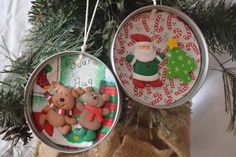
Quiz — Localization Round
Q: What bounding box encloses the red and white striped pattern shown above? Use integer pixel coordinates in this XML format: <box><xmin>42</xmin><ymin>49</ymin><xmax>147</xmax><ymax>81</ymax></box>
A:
<box><xmin>186</xmin><ymin>42</ymin><xmax>200</xmax><ymax>55</ymax></box>
<box><xmin>167</xmin><ymin>14</ymin><xmax>177</xmax><ymax>30</ymax></box>
<box><xmin>158</xmin><ymin>60</ymin><xmax>167</xmax><ymax>70</ymax></box>
<box><xmin>169</xmin><ymin>79</ymin><xmax>175</xmax><ymax>88</ymax></box>
<box><xmin>117</xmin><ymin>33</ymin><xmax>125</xmax><ymax>54</ymax></box>
<box><xmin>175</xmin><ymin>84</ymin><xmax>189</xmax><ymax>96</ymax></box>
<box><xmin>196</xmin><ymin>58</ymin><xmax>201</xmax><ymax>63</ymax></box>
<box><xmin>131</xmin><ymin>15</ymin><xmax>141</xmax><ymax>22</ymax></box>
<box><xmin>190</xmin><ymin>72</ymin><xmax>196</xmax><ymax>80</ymax></box>
<box><xmin>149</xmin><ymin>92</ymin><xmax>162</xmax><ymax>105</ymax></box>
<box><xmin>164</xmin><ymin>87</ymin><xmax>173</xmax><ymax>104</ymax></box>
<box><xmin>127</xmin><ymin>41</ymin><xmax>135</xmax><ymax>46</ymax></box>
<box><xmin>119</xmin><ymin>73</ymin><xmax>129</xmax><ymax>85</ymax></box>
<box><xmin>146</xmin><ymin>85</ymin><xmax>152</xmax><ymax>95</ymax></box>
<box><xmin>119</xmin><ymin>57</ymin><xmax>125</xmax><ymax>66</ymax></box>
<box><xmin>50</xmin><ymin>103</ymin><xmax>73</xmax><ymax>116</ymax></box>
<box><xmin>142</xmin><ymin>14</ymin><xmax>150</xmax><ymax>32</ymax></box>
<box><xmin>124</xmin><ymin>23</ymin><xmax>129</xmax><ymax>38</ymax></box>
<box><xmin>154</xmin><ymin>15</ymin><xmax>163</xmax><ymax>32</ymax></box>
<box><xmin>114</xmin><ymin>57</ymin><xmax>118</xmax><ymax>64</ymax></box>
<box><xmin>119</xmin><ymin>57</ymin><xmax>132</xmax><ymax>72</ymax></box>
<box><xmin>173</xmin><ymin>28</ymin><xmax>182</xmax><ymax>39</ymax></box>
<box><xmin>134</xmin><ymin>87</ymin><xmax>143</xmax><ymax>97</ymax></box>
<box><xmin>183</xmin><ymin>25</ymin><xmax>192</xmax><ymax>40</ymax></box>
<box><xmin>151</xmin><ymin>34</ymin><xmax>162</xmax><ymax>44</ymax></box>
<box><xmin>161</xmin><ymin>68</ymin><xmax>167</xmax><ymax>84</ymax></box>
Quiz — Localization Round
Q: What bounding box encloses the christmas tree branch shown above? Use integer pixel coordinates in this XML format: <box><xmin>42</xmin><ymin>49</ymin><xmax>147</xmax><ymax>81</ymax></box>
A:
<box><xmin>179</xmin><ymin>0</ymin><xmax>236</xmax><ymax>59</ymax></box>
<box><xmin>209</xmin><ymin>49</ymin><xmax>236</xmax><ymax>134</ymax></box>
<box><xmin>209</xmin><ymin>49</ymin><xmax>226</xmax><ymax>71</ymax></box>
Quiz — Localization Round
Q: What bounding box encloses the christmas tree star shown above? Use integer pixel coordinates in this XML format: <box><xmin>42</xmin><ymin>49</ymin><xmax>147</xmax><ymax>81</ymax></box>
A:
<box><xmin>167</xmin><ymin>38</ymin><xmax>178</xmax><ymax>49</ymax></box>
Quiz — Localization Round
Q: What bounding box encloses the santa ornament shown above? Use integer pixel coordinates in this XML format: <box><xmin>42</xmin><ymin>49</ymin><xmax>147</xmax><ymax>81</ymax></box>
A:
<box><xmin>126</xmin><ymin>33</ymin><xmax>165</xmax><ymax>89</ymax></box>
<box><xmin>111</xmin><ymin>5</ymin><xmax>209</xmax><ymax>108</ymax></box>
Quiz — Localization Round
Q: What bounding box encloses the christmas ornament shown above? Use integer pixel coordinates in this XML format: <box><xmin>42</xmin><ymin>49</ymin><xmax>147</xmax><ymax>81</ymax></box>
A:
<box><xmin>24</xmin><ymin>51</ymin><xmax>121</xmax><ymax>152</ymax></box>
<box><xmin>24</xmin><ymin>0</ymin><xmax>121</xmax><ymax>153</ymax></box>
<box><xmin>111</xmin><ymin>5</ymin><xmax>208</xmax><ymax>108</ymax></box>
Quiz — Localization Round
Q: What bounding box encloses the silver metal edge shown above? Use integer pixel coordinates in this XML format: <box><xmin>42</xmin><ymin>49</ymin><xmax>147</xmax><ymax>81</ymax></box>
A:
<box><xmin>110</xmin><ymin>5</ymin><xmax>209</xmax><ymax>109</ymax></box>
<box><xmin>24</xmin><ymin>51</ymin><xmax>121</xmax><ymax>153</ymax></box>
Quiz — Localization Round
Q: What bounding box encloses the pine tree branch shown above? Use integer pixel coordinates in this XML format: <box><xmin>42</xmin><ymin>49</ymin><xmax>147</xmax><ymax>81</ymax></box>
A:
<box><xmin>0</xmin><ymin>88</ymin><xmax>24</xmax><ymax>127</ymax></box>
<box><xmin>179</xmin><ymin>0</ymin><xmax>236</xmax><ymax>59</ymax></box>
<box><xmin>209</xmin><ymin>49</ymin><xmax>236</xmax><ymax>134</ymax></box>
<box><xmin>209</xmin><ymin>49</ymin><xmax>226</xmax><ymax>71</ymax></box>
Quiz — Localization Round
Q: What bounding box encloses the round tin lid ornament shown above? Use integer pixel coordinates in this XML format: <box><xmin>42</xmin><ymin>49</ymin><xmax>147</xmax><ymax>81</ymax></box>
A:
<box><xmin>24</xmin><ymin>51</ymin><xmax>121</xmax><ymax>152</ymax></box>
<box><xmin>25</xmin><ymin>0</ymin><xmax>121</xmax><ymax>152</ymax></box>
<box><xmin>111</xmin><ymin>5</ymin><xmax>208</xmax><ymax>108</ymax></box>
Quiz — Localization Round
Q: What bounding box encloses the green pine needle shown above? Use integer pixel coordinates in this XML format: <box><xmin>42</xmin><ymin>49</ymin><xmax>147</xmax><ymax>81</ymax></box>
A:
<box><xmin>180</xmin><ymin>0</ymin><xmax>236</xmax><ymax>59</ymax></box>
<box><xmin>0</xmin><ymin>88</ymin><xmax>24</xmax><ymax>128</ymax></box>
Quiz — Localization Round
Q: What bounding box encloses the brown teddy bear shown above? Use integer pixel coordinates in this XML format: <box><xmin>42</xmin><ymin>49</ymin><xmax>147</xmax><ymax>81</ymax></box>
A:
<box><xmin>39</xmin><ymin>81</ymin><xmax>85</xmax><ymax>134</ymax></box>
<box><xmin>76</xmin><ymin>87</ymin><xmax>110</xmax><ymax>130</ymax></box>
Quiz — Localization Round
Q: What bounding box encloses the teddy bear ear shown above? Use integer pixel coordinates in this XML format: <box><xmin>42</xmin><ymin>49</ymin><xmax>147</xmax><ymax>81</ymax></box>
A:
<box><xmin>72</xmin><ymin>87</ymin><xmax>85</xmax><ymax>98</ymax></box>
<box><xmin>102</xmin><ymin>94</ymin><xmax>110</xmax><ymax>102</ymax></box>
<box><xmin>51</xmin><ymin>81</ymin><xmax>61</xmax><ymax>88</ymax></box>
<box><xmin>85</xmin><ymin>87</ymin><xmax>94</xmax><ymax>92</ymax></box>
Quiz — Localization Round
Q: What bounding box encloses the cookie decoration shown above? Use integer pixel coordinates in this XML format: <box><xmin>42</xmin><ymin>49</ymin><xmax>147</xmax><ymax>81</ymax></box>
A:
<box><xmin>39</xmin><ymin>81</ymin><xmax>84</xmax><ymax>135</ymax></box>
<box><xmin>77</xmin><ymin>87</ymin><xmax>110</xmax><ymax>131</ymax></box>
<box><xmin>111</xmin><ymin>5</ymin><xmax>208</xmax><ymax>108</ymax></box>
<box><xmin>25</xmin><ymin>51</ymin><xmax>121</xmax><ymax>152</ymax></box>
<box><xmin>166</xmin><ymin>38</ymin><xmax>198</xmax><ymax>83</ymax></box>
<box><xmin>126</xmin><ymin>33</ymin><xmax>166</xmax><ymax>89</ymax></box>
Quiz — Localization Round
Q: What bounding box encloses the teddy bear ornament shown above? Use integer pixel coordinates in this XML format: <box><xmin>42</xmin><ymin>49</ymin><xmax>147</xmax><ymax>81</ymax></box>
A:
<box><xmin>25</xmin><ymin>51</ymin><xmax>120</xmax><ymax>152</ymax></box>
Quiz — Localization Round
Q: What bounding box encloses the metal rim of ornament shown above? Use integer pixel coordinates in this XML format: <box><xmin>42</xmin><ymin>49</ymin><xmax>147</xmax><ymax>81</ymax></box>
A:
<box><xmin>110</xmin><ymin>5</ymin><xmax>209</xmax><ymax>109</ymax></box>
<box><xmin>24</xmin><ymin>51</ymin><xmax>122</xmax><ymax>153</ymax></box>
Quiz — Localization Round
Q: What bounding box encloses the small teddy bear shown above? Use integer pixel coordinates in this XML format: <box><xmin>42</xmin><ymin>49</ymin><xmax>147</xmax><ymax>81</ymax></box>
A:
<box><xmin>39</xmin><ymin>81</ymin><xmax>85</xmax><ymax>134</ymax></box>
<box><xmin>76</xmin><ymin>87</ymin><xmax>110</xmax><ymax>130</ymax></box>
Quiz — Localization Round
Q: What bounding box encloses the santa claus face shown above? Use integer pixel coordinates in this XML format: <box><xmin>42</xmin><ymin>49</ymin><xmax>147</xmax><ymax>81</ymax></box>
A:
<box><xmin>134</xmin><ymin>42</ymin><xmax>156</xmax><ymax>62</ymax></box>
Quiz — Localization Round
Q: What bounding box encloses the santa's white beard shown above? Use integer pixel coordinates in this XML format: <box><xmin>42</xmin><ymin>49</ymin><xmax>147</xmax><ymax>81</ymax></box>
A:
<box><xmin>134</xmin><ymin>47</ymin><xmax>156</xmax><ymax>62</ymax></box>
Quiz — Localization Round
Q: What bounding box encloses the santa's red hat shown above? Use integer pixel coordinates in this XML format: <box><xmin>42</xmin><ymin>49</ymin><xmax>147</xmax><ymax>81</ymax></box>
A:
<box><xmin>130</xmin><ymin>34</ymin><xmax>151</xmax><ymax>42</ymax></box>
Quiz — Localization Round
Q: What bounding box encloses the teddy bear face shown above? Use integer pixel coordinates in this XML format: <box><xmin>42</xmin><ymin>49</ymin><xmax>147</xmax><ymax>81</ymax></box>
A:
<box><xmin>83</xmin><ymin>92</ymin><xmax>104</xmax><ymax>108</ymax></box>
<box><xmin>51</xmin><ymin>82</ymin><xmax>84</xmax><ymax>110</ymax></box>
<box><xmin>83</xmin><ymin>87</ymin><xmax>110</xmax><ymax>108</ymax></box>
<box><xmin>52</xmin><ymin>87</ymin><xmax>75</xmax><ymax>110</ymax></box>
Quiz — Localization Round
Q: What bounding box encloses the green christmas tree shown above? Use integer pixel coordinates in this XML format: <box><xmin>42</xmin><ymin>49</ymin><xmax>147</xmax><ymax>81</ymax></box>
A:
<box><xmin>166</xmin><ymin>38</ymin><xmax>197</xmax><ymax>83</ymax></box>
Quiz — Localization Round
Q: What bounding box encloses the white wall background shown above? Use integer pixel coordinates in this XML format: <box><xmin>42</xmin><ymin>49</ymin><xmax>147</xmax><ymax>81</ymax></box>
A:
<box><xmin>0</xmin><ymin>0</ymin><xmax>236</xmax><ymax>157</ymax></box>
<box><xmin>0</xmin><ymin>0</ymin><xmax>31</xmax><ymax>80</ymax></box>
<box><xmin>0</xmin><ymin>1</ymin><xmax>33</xmax><ymax>156</ymax></box>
